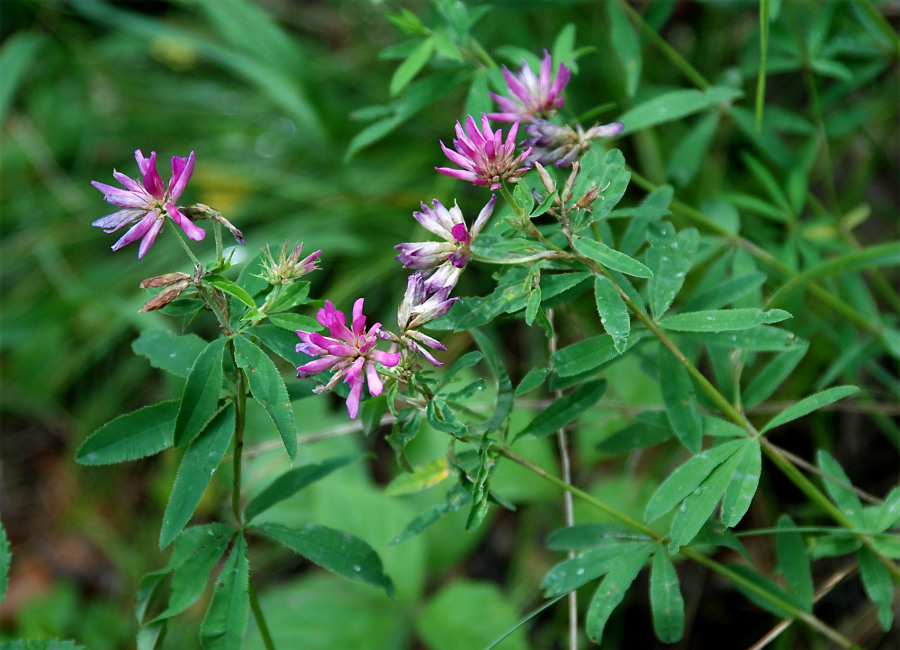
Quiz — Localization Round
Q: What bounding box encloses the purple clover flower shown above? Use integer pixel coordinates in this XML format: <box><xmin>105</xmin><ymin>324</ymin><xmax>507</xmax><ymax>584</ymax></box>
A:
<box><xmin>436</xmin><ymin>115</ymin><xmax>531</xmax><ymax>191</ymax></box>
<box><xmin>91</xmin><ymin>150</ymin><xmax>204</xmax><ymax>258</ymax></box>
<box><xmin>296</xmin><ymin>298</ymin><xmax>401</xmax><ymax>419</ymax></box>
<box><xmin>396</xmin><ymin>272</ymin><xmax>458</xmax><ymax>366</ymax></box>
<box><xmin>395</xmin><ymin>195</ymin><xmax>496</xmax><ymax>293</ymax></box>
<box><xmin>487</xmin><ymin>50</ymin><xmax>571</xmax><ymax>124</ymax></box>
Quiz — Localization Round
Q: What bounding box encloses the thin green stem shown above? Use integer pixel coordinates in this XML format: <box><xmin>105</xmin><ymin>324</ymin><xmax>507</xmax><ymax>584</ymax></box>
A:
<box><xmin>165</xmin><ymin>217</ymin><xmax>202</xmax><ymax>267</ymax></box>
<box><xmin>755</xmin><ymin>0</ymin><xmax>770</xmax><ymax>131</ymax></box>
<box><xmin>214</xmin><ymin>220</ymin><xmax>224</xmax><ymax>265</ymax></box>
<box><xmin>248</xmin><ymin>575</ymin><xmax>276</xmax><ymax>650</ymax></box>
<box><xmin>232</xmin><ymin>355</ymin><xmax>247</xmax><ymax>526</ymax></box>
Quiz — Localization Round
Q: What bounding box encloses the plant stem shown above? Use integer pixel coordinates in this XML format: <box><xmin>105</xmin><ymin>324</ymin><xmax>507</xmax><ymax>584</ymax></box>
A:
<box><xmin>165</xmin><ymin>217</ymin><xmax>202</xmax><ymax>268</ymax></box>
<box><xmin>248</xmin><ymin>575</ymin><xmax>276</xmax><ymax>650</ymax></box>
<box><xmin>232</xmin><ymin>354</ymin><xmax>247</xmax><ymax>526</ymax></box>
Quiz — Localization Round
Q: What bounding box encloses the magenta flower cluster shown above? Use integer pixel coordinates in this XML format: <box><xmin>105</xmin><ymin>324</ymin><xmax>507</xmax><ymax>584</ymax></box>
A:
<box><xmin>91</xmin><ymin>150</ymin><xmax>204</xmax><ymax>258</ymax></box>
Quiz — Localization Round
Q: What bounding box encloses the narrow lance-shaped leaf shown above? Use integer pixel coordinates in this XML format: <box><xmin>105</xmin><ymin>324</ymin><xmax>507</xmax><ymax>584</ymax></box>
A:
<box><xmin>669</xmin><ymin>450</ymin><xmax>742</xmax><ymax>553</ymax></box>
<box><xmin>541</xmin><ymin>541</ymin><xmax>651</xmax><ymax>597</ymax></box>
<box><xmin>741</xmin><ymin>340</ymin><xmax>809</xmax><ymax>407</ymax></box>
<box><xmin>253</xmin><ymin>523</ymin><xmax>395</xmax><ymax>597</ymax></box>
<box><xmin>199</xmin><ymin>532</ymin><xmax>249</xmax><ymax>650</ymax></box>
<box><xmin>572</xmin><ymin>236</ymin><xmax>653</xmax><ymax>278</ymax></box>
<box><xmin>244</xmin><ymin>453</ymin><xmax>366</xmax><ymax>523</ymax></box>
<box><xmin>470</xmin><ymin>328</ymin><xmax>513</xmax><ymax>438</ymax></box>
<box><xmin>547</xmin><ymin>523</ymin><xmax>652</xmax><ymax>550</ymax></box>
<box><xmin>650</xmin><ymin>549</ymin><xmax>685</xmax><ymax>643</ymax></box>
<box><xmin>160</xmin><ymin>406</ymin><xmax>235</xmax><ymax>549</ymax></box>
<box><xmin>658</xmin><ymin>345</ymin><xmax>702</xmax><ymax>453</ymax></box>
<box><xmin>585</xmin><ymin>543</ymin><xmax>654</xmax><ymax>644</ymax></box>
<box><xmin>775</xmin><ymin>515</ymin><xmax>813</xmax><ymax>611</ymax></box>
<box><xmin>726</xmin><ymin>563</ymin><xmax>806</xmax><ymax>619</ymax></box>
<box><xmin>233</xmin><ymin>334</ymin><xmax>297</xmax><ymax>460</ymax></box>
<box><xmin>681</xmin><ymin>326</ymin><xmax>800</xmax><ymax>351</ymax></box>
<box><xmin>661</xmin><ymin>308</ymin><xmax>791</xmax><ymax>332</ymax></box>
<box><xmin>593</xmin><ymin>275</ymin><xmax>630</xmax><ymax>353</ymax></box>
<box><xmin>385</xmin><ymin>458</ymin><xmax>451</xmax><ymax>496</ymax></box>
<box><xmin>174</xmin><ymin>337</ymin><xmax>226</xmax><ymax>447</ymax></box>
<box><xmin>515</xmin><ymin>380</ymin><xmax>606</xmax><ymax>441</ymax></box>
<box><xmin>389</xmin><ymin>485</ymin><xmax>467</xmax><ymax>546</ymax></box>
<box><xmin>720</xmin><ymin>439</ymin><xmax>762</xmax><ymax>528</ymax></box>
<box><xmin>816</xmin><ymin>449</ymin><xmax>865</xmax><ymax>527</ymax></box>
<box><xmin>607</xmin><ymin>0</ymin><xmax>641</xmax><ymax>97</ymax></box>
<box><xmin>618</xmin><ymin>86</ymin><xmax>744</xmax><ymax>134</ymax></box>
<box><xmin>760</xmin><ymin>385</ymin><xmax>859</xmax><ymax>434</ymax></box>
<box><xmin>203</xmin><ymin>274</ymin><xmax>257</xmax><ymax>310</ymax></box>
<box><xmin>76</xmin><ymin>400</ymin><xmax>178</xmax><ymax>465</ymax></box>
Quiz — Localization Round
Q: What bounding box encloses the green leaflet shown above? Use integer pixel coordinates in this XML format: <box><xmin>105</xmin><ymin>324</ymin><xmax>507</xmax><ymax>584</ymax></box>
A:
<box><xmin>669</xmin><ymin>450</ymin><xmax>742</xmax><ymax>552</ymax></box>
<box><xmin>775</xmin><ymin>515</ymin><xmax>813</xmax><ymax>611</ymax></box>
<box><xmin>199</xmin><ymin>532</ymin><xmax>249</xmax><ymax>650</ymax></box>
<box><xmin>572</xmin><ymin>236</ymin><xmax>653</xmax><ymax>278</ymax></box>
<box><xmin>174</xmin><ymin>337</ymin><xmax>226</xmax><ymax>448</ymax></box>
<box><xmin>661</xmin><ymin>308</ymin><xmax>791</xmax><ymax>332</ymax></box>
<box><xmin>760</xmin><ymin>385</ymin><xmax>859</xmax><ymax>434</ymax></box>
<box><xmin>593</xmin><ymin>275</ymin><xmax>630</xmax><ymax>352</ymax></box>
<box><xmin>650</xmin><ymin>549</ymin><xmax>685</xmax><ymax>643</ymax></box>
<box><xmin>720</xmin><ymin>439</ymin><xmax>762</xmax><ymax>528</ymax></box>
<box><xmin>233</xmin><ymin>334</ymin><xmax>297</xmax><ymax>460</ymax></box>
<box><xmin>658</xmin><ymin>345</ymin><xmax>702</xmax><ymax>453</ymax></box>
<box><xmin>515</xmin><ymin>380</ymin><xmax>606</xmax><ymax>441</ymax></box>
<box><xmin>76</xmin><ymin>400</ymin><xmax>178</xmax><ymax>465</ymax></box>
<box><xmin>618</xmin><ymin>86</ymin><xmax>743</xmax><ymax>134</ymax></box>
<box><xmin>646</xmin><ymin>222</ymin><xmax>699</xmax><ymax>320</ymax></box>
<box><xmin>253</xmin><ymin>523</ymin><xmax>395</xmax><ymax>597</ymax></box>
<box><xmin>858</xmin><ymin>546</ymin><xmax>895</xmax><ymax>630</ymax></box>
<box><xmin>160</xmin><ymin>406</ymin><xmax>235</xmax><ymax>549</ymax></box>
<box><xmin>541</xmin><ymin>540</ymin><xmax>651</xmax><ymax>597</ymax></box>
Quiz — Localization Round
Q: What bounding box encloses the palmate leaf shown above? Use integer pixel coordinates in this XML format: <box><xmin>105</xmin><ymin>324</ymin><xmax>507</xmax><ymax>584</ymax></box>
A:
<box><xmin>76</xmin><ymin>400</ymin><xmax>178</xmax><ymax>465</ymax></box>
<box><xmin>200</xmin><ymin>532</ymin><xmax>249</xmax><ymax>650</ymax></box>
<box><xmin>253</xmin><ymin>523</ymin><xmax>395</xmax><ymax>597</ymax></box>
<box><xmin>160</xmin><ymin>406</ymin><xmax>235</xmax><ymax>549</ymax></box>
<box><xmin>541</xmin><ymin>540</ymin><xmax>651</xmax><ymax>597</ymax></box>
<box><xmin>669</xmin><ymin>450</ymin><xmax>742</xmax><ymax>552</ymax></box>
<box><xmin>233</xmin><ymin>334</ymin><xmax>297</xmax><ymax>460</ymax></box>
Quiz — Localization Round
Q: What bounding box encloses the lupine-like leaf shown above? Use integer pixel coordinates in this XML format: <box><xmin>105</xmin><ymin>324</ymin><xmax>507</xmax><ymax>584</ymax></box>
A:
<box><xmin>593</xmin><ymin>275</ymin><xmax>630</xmax><ymax>352</ymax></box>
<box><xmin>775</xmin><ymin>515</ymin><xmax>813</xmax><ymax>611</ymax></box>
<box><xmin>658</xmin><ymin>345</ymin><xmax>702</xmax><ymax>453</ymax></box>
<box><xmin>618</xmin><ymin>86</ymin><xmax>743</xmax><ymax>134</ymax></box>
<box><xmin>199</xmin><ymin>532</ymin><xmax>249</xmax><ymax>650</ymax></box>
<box><xmin>547</xmin><ymin>524</ymin><xmax>651</xmax><ymax>550</ymax></box>
<box><xmin>390</xmin><ymin>36</ymin><xmax>435</xmax><ymax>96</ymax></box>
<box><xmin>254</xmin><ymin>523</ymin><xmax>395</xmax><ymax>596</ymax></box>
<box><xmin>245</xmin><ymin>453</ymin><xmax>366</xmax><ymax>523</ymax></box>
<box><xmin>760</xmin><ymin>386</ymin><xmax>859</xmax><ymax>434</ymax></box>
<box><xmin>585</xmin><ymin>543</ymin><xmax>653</xmax><ymax>644</ymax></box>
<box><xmin>173</xmin><ymin>337</ymin><xmax>226</xmax><ymax>448</ymax></box>
<box><xmin>515</xmin><ymin>380</ymin><xmax>606</xmax><ymax>441</ymax></box>
<box><xmin>650</xmin><ymin>549</ymin><xmax>684</xmax><ymax>643</ymax></box>
<box><xmin>132</xmin><ymin>330</ymin><xmax>208</xmax><ymax>377</ymax></box>
<box><xmin>76</xmin><ymin>400</ymin><xmax>178</xmax><ymax>465</ymax></box>
<box><xmin>596</xmin><ymin>412</ymin><xmax>674</xmax><ymax>452</ymax></box>
<box><xmin>680</xmin><ymin>326</ymin><xmax>799</xmax><ymax>351</ymax></box>
<box><xmin>233</xmin><ymin>334</ymin><xmax>297</xmax><ymax>460</ymax></box>
<box><xmin>720</xmin><ymin>439</ymin><xmax>762</xmax><ymax>527</ymax></box>
<box><xmin>683</xmin><ymin>271</ymin><xmax>767</xmax><ymax>312</ymax></box>
<box><xmin>644</xmin><ymin>439</ymin><xmax>745</xmax><ymax>522</ymax></box>
<box><xmin>669</xmin><ymin>450</ymin><xmax>742</xmax><ymax>552</ymax></box>
<box><xmin>742</xmin><ymin>340</ymin><xmax>809</xmax><ymax>407</ymax></box>
<box><xmin>160</xmin><ymin>406</ymin><xmax>235</xmax><ymax>549</ymax></box>
<box><xmin>249</xmin><ymin>324</ymin><xmax>300</xmax><ymax>365</ymax></box>
<box><xmin>726</xmin><ymin>563</ymin><xmax>805</xmax><ymax>619</ymax></box>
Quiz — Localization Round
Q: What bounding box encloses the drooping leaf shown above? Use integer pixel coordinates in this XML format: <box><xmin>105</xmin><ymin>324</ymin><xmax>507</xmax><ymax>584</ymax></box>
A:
<box><xmin>470</xmin><ymin>328</ymin><xmax>514</xmax><ymax>438</ymax></box>
<box><xmin>649</xmin><ymin>549</ymin><xmax>685</xmax><ymax>643</ymax></box>
<box><xmin>174</xmin><ymin>337</ymin><xmax>227</xmax><ymax>448</ymax></box>
<box><xmin>132</xmin><ymin>330</ymin><xmax>208</xmax><ymax>377</ymax></box>
<box><xmin>775</xmin><ymin>515</ymin><xmax>813</xmax><ymax>611</ymax></box>
<box><xmin>76</xmin><ymin>400</ymin><xmax>178</xmax><ymax>465</ymax></box>
<box><xmin>760</xmin><ymin>386</ymin><xmax>859</xmax><ymax>434</ymax></box>
<box><xmin>585</xmin><ymin>543</ymin><xmax>653</xmax><ymax>644</ymax></box>
<box><xmin>858</xmin><ymin>546</ymin><xmax>895</xmax><ymax>630</ymax></box>
<box><xmin>254</xmin><ymin>523</ymin><xmax>395</xmax><ymax>597</ymax></box>
<box><xmin>515</xmin><ymin>380</ymin><xmax>606</xmax><ymax>441</ymax></box>
<box><xmin>160</xmin><ymin>406</ymin><xmax>235</xmax><ymax>549</ymax></box>
<box><xmin>233</xmin><ymin>334</ymin><xmax>297</xmax><ymax>460</ymax></box>
<box><xmin>720</xmin><ymin>439</ymin><xmax>761</xmax><ymax>528</ymax></box>
<box><xmin>658</xmin><ymin>345</ymin><xmax>702</xmax><ymax>453</ymax></box>
<box><xmin>199</xmin><ymin>532</ymin><xmax>249</xmax><ymax>650</ymax></box>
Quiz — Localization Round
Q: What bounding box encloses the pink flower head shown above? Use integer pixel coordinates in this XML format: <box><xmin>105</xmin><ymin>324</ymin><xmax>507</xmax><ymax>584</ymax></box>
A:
<box><xmin>296</xmin><ymin>298</ymin><xmax>401</xmax><ymax>419</ymax></box>
<box><xmin>395</xmin><ymin>195</ymin><xmax>496</xmax><ymax>293</ymax></box>
<box><xmin>487</xmin><ymin>50</ymin><xmax>571</xmax><ymax>123</ymax></box>
<box><xmin>91</xmin><ymin>150</ymin><xmax>204</xmax><ymax>258</ymax></box>
<box><xmin>436</xmin><ymin>115</ymin><xmax>531</xmax><ymax>191</ymax></box>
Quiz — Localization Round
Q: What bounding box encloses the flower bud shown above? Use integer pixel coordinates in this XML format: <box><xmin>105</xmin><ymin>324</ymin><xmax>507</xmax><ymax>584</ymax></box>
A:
<box><xmin>257</xmin><ymin>241</ymin><xmax>321</xmax><ymax>285</ymax></box>
<box><xmin>139</xmin><ymin>277</ymin><xmax>191</xmax><ymax>312</ymax></box>
<box><xmin>139</xmin><ymin>271</ymin><xmax>191</xmax><ymax>289</ymax></box>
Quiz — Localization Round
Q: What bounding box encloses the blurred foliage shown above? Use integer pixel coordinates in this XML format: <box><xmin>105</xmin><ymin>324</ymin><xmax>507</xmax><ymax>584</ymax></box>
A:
<box><xmin>1</xmin><ymin>0</ymin><xmax>898</xmax><ymax>648</ymax></box>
